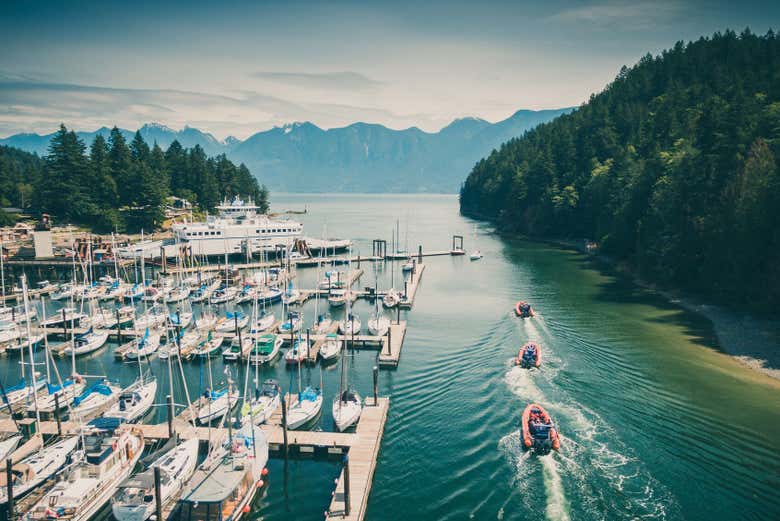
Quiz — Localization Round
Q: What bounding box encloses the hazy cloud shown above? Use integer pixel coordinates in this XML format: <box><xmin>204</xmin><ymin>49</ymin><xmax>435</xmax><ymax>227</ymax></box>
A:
<box><xmin>251</xmin><ymin>71</ymin><xmax>384</xmax><ymax>91</ymax></box>
<box><xmin>549</xmin><ymin>1</ymin><xmax>684</xmax><ymax>29</ymax></box>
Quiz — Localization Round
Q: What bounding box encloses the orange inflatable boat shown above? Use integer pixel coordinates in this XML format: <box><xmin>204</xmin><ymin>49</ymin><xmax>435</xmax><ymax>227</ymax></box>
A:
<box><xmin>514</xmin><ymin>301</ymin><xmax>534</xmax><ymax>318</ymax></box>
<box><xmin>515</xmin><ymin>342</ymin><xmax>541</xmax><ymax>368</ymax></box>
<box><xmin>521</xmin><ymin>403</ymin><xmax>560</xmax><ymax>454</ymax></box>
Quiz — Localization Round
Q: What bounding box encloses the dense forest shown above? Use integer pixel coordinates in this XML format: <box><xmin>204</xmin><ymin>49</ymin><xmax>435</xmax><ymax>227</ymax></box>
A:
<box><xmin>0</xmin><ymin>125</ymin><xmax>267</xmax><ymax>232</ymax></box>
<box><xmin>460</xmin><ymin>30</ymin><xmax>780</xmax><ymax>309</ymax></box>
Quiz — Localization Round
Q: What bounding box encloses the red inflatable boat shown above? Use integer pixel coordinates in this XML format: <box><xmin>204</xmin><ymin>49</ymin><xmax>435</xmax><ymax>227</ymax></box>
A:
<box><xmin>515</xmin><ymin>342</ymin><xmax>541</xmax><ymax>368</ymax></box>
<box><xmin>514</xmin><ymin>301</ymin><xmax>534</xmax><ymax>318</ymax></box>
<box><xmin>521</xmin><ymin>403</ymin><xmax>560</xmax><ymax>454</ymax></box>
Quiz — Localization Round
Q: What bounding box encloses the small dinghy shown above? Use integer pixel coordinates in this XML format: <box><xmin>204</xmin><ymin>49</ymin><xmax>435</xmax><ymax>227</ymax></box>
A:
<box><xmin>469</xmin><ymin>250</ymin><xmax>483</xmax><ymax>261</ymax></box>
<box><xmin>104</xmin><ymin>377</ymin><xmax>158</xmax><ymax>423</ymax></box>
<box><xmin>242</xmin><ymin>379</ymin><xmax>281</xmax><ymax>425</ymax></box>
<box><xmin>338</xmin><ymin>313</ymin><xmax>361</xmax><ymax>336</ymax></box>
<box><xmin>521</xmin><ymin>403</ymin><xmax>560</xmax><ymax>455</ymax></box>
<box><xmin>514</xmin><ymin>300</ymin><xmax>534</xmax><ymax>318</ymax></box>
<box><xmin>515</xmin><ymin>342</ymin><xmax>541</xmax><ymax>368</ymax></box>
<box><xmin>248</xmin><ymin>333</ymin><xmax>283</xmax><ymax>364</ymax></box>
<box><xmin>111</xmin><ymin>438</ymin><xmax>199</xmax><ymax>521</ymax></box>
<box><xmin>286</xmin><ymin>386</ymin><xmax>323</xmax><ymax>430</ymax></box>
<box><xmin>0</xmin><ymin>436</ymin><xmax>81</xmax><ymax>506</ymax></box>
<box><xmin>332</xmin><ymin>389</ymin><xmax>362</xmax><ymax>432</ymax></box>
<box><xmin>318</xmin><ymin>333</ymin><xmax>341</xmax><ymax>362</ymax></box>
<box><xmin>197</xmin><ymin>386</ymin><xmax>239</xmax><ymax>424</ymax></box>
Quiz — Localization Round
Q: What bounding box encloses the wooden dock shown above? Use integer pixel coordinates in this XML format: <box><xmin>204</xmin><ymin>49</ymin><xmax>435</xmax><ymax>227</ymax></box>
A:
<box><xmin>400</xmin><ymin>263</ymin><xmax>425</xmax><ymax>308</ymax></box>
<box><xmin>378</xmin><ymin>321</ymin><xmax>407</xmax><ymax>367</ymax></box>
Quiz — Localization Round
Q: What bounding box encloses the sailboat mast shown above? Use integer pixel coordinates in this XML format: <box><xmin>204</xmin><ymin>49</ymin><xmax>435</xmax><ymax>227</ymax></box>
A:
<box><xmin>41</xmin><ymin>295</ymin><xmax>50</xmax><ymax>383</ymax></box>
<box><xmin>20</xmin><ymin>275</ymin><xmax>41</xmax><ymax>428</ymax></box>
<box><xmin>0</xmin><ymin>235</ymin><xmax>5</xmax><ymax>298</ymax></box>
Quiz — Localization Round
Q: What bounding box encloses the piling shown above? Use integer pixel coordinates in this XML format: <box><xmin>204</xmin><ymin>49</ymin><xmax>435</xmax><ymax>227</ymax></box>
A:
<box><xmin>386</xmin><ymin>328</ymin><xmax>391</xmax><ymax>355</ymax></box>
<box><xmin>6</xmin><ymin>457</ymin><xmax>13</xmax><ymax>521</ymax></box>
<box><xmin>116</xmin><ymin>309</ymin><xmax>122</xmax><ymax>344</ymax></box>
<box><xmin>166</xmin><ymin>395</ymin><xmax>174</xmax><ymax>438</ymax></box>
<box><xmin>153</xmin><ymin>466</ymin><xmax>163</xmax><ymax>521</ymax></box>
<box><xmin>372</xmin><ymin>366</ymin><xmax>378</xmax><ymax>405</ymax></box>
<box><xmin>396</xmin><ymin>306</ymin><xmax>400</xmax><ymax>325</ymax></box>
<box><xmin>280</xmin><ymin>387</ymin><xmax>289</xmax><ymax>459</ymax></box>
<box><xmin>418</xmin><ymin>245</ymin><xmax>422</xmax><ymax>264</ymax></box>
<box><xmin>343</xmin><ymin>454</ymin><xmax>351</xmax><ymax>516</ymax></box>
<box><xmin>54</xmin><ymin>393</ymin><xmax>62</xmax><ymax>436</ymax></box>
<box><xmin>306</xmin><ymin>329</ymin><xmax>311</xmax><ymax>358</ymax></box>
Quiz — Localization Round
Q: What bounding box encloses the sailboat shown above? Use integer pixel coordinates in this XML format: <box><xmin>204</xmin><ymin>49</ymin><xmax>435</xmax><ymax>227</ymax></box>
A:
<box><xmin>197</xmin><ymin>385</ymin><xmax>239</xmax><ymax>424</ymax></box>
<box><xmin>123</xmin><ymin>329</ymin><xmax>160</xmax><ymax>360</ymax></box>
<box><xmin>190</xmin><ymin>330</ymin><xmax>224</xmax><ymax>358</ymax></box>
<box><xmin>0</xmin><ymin>436</ymin><xmax>81</xmax><ymax>506</ymax></box>
<box><xmin>25</xmin><ymin>424</ymin><xmax>144</xmax><ymax>521</ymax></box>
<box><xmin>104</xmin><ymin>377</ymin><xmax>158</xmax><ymax>423</ymax></box>
<box><xmin>72</xmin><ymin>380</ymin><xmax>121</xmax><ymax>418</ymax></box>
<box><xmin>338</xmin><ymin>313</ymin><xmax>361</xmax><ymax>335</ymax></box>
<box><xmin>242</xmin><ymin>379</ymin><xmax>280</xmax><ymax>425</ymax></box>
<box><xmin>61</xmin><ymin>327</ymin><xmax>109</xmax><ymax>356</ymax></box>
<box><xmin>469</xmin><ymin>225</ymin><xmax>483</xmax><ymax>260</ymax></box>
<box><xmin>286</xmin><ymin>367</ymin><xmax>323</xmax><ymax>430</ymax></box>
<box><xmin>278</xmin><ymin>310</ymin><xmax>302</xmax><ymax>335</ymax></box>
<box><xmin>284</xmin><ymin>335</ymin><xmax>309</xmax><ymax>365</ymax></box>
<box><xmin>215</xmin><ymin>310</ymin><xmax>249</xmax><ymax>333</ymax></box>
<box><xmin>367</xmin><ymin>266</ymin><xmax>390</xmax><ymax>336</ymax></box>
<box><xmin>111</xmin><ymin>438</ymin><xmax>200</xmax><ymax>521</ymax></box>
<box><xmin>332</xmin><ymin>332</ymin><xmax>362</xmax><ymax>431</ymax></box>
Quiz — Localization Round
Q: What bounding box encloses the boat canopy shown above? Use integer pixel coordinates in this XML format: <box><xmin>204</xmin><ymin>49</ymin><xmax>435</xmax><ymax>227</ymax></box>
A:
<box><xmin>74</xmin><ymin>383</ymin><xmax>114</xmax><ymax>406</ymax></box>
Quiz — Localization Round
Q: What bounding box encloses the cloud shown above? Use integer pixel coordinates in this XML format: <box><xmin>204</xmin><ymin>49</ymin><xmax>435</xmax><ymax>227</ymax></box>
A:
<box><xmin>549</xmin><ymin>1</ymin><xmax>684</xmax><ymax>30</ymax></box>
<box><xmin>250</xmin><ymin>70</ymin><xmax>384</xmax><ymax>91</ymax></box>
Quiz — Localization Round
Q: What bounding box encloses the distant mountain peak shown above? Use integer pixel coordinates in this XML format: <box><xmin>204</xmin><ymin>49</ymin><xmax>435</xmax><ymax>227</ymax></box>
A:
<box><xmin>142</xmin><ymin>122</ymin><xmax>174</xmax><ymax>132</ymax></box>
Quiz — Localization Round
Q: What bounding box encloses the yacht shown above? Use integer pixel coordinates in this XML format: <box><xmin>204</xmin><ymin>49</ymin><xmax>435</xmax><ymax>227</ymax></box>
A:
<box><xmin>170</xmin><ymin>196</ymin><xmax>304</xmax><ymax>256</ymax></box>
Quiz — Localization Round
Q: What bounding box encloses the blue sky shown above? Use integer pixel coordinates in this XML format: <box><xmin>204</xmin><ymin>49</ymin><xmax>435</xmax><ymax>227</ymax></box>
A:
<box><xmin>1</xmin><ymin>0</ymin><xmax>778</xmax><ymax>139</ymax></box>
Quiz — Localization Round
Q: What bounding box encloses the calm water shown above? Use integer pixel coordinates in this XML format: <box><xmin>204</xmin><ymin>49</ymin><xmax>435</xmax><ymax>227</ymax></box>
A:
<box><xmin>3</xmin><ymin>194</ymin><xmax>779</xmax><ymax>520</ymax></box>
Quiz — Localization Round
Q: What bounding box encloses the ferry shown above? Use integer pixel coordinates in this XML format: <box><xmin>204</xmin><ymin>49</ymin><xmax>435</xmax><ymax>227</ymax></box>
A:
<box><xmin>170</xmin><ymin>196</ymin><xmax>303</xmax><ymax>257</ymax></box>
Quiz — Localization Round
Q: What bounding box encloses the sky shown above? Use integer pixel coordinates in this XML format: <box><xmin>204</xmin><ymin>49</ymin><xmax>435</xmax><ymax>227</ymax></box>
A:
<box><xmin>1</xmin><ymin>0</ymin><xmax>778</xmax><ymax>140</ymax></box>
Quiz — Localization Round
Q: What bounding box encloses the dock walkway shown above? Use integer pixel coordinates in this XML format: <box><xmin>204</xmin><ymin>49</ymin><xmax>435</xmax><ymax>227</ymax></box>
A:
<box><xmin>400</xmin><ymin>263</ymin><xmax>425</xmax><ymax>308</ymax></box>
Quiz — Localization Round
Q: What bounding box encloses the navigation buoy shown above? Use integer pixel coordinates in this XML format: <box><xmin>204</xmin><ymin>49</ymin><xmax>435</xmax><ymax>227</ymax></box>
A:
<box><xmin>242</xmin><ymin>505</ymin><xmax>250</xmax><ymax>514</ymax></box>
<box><xmin>261</xmin><ymin>467</ymin><xmax>269</xmax><ymax>476</ymax></box>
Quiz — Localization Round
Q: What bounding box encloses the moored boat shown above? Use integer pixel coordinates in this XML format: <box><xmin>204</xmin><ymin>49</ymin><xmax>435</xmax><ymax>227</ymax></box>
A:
<box><xmin>332</xmin><ymin>389</ymin><xmax>362</xmax><ymax>432</ymax></box>
<box><xmin>241</xmin><ymin>379</ymin><xmax>280</xmax><ymax>425</ymax></box>
<box><xmin>196</xmin><ymin>386</ymin><xmax>239</xmax><ymax>424</ymax></box>
<box><xmin>248</xmin><ymin>333</ymin><xmax>282</xmax><ymax>364</ymax></box>
<box><xmin>286</xmin><ymin>386</ymin><xmax>322</xmax><ymax>430</ymax></box>
<box><xmin>318</xmin><ymin>333</ymin><xmax>341</xmax><ymax>362</ymax></box>
<box><xmin>103</xmin><ymin>377</ymin><xmax>158</xmax><ymax>423</ymax></box>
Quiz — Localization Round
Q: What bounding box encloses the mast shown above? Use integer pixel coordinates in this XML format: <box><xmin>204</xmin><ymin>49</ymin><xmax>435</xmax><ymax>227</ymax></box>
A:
<box><xmin>20</xmin><ymin>275</ymin><xmax>41</xmax><ymax>428</ymax></box>
<box><xmin>0</xmin><ymin>235</ymin><xmax>5</xmax><ymax>299</ymax></box>
<box><xmin>41</xmin><ymin>295</ymin><xmax>50</xmax><ymax>383</ymax></box>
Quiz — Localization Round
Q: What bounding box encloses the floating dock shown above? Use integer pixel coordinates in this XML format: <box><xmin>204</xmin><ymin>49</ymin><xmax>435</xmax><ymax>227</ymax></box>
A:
<box><xmin>400</xmin><ymin>263</ymin><xmax>425</xmax><ymax>308</ymax></box>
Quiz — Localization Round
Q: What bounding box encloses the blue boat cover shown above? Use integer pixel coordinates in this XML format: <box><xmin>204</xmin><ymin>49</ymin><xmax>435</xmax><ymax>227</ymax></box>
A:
<box><xmin>47</xmin><ymin>379</ymin><xmax>74</xmax><ymax>394</ymax></box>
<box><xmin>74</xmin><ymin>383</ymin><xmax>113</xmax><ymax>406</ymax></box>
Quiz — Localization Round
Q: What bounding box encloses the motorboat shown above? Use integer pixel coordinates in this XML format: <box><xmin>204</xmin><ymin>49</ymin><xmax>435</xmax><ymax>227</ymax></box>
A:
<box><xmin>516</xmin><ymin>342</ymin><xmax>541</xmax><ymax>368</ymax></box>
<box><xmin>328</xmin><ymin>288</ymin><xmax>354</xmax><ymax>307</ymax></box>
<box><xmin>25</xmin><ymin>425</ymin><xmax>144</xmax><ymax>521</ymax></box>
<box><xmin>318</xmin><ymin>333</ymin><xmax>341</xmax><ymax>362</ymax></box>
<box><xmin>222</xmin><ymin>335</ymin><xmax>252</xmax><ymax>362</ymax></box>
<box><xmin>469</xmin><ymin>250</ymin><xmax>483</xmax><ymax>261</ymax></box>
<box><xmin>248</xmin><ymin>333</ymin><xmax>283</xmax><ymax>364</ymax></box>
<box><xmin>514</xmin><ymin>300</ymin><xmax>534</xmax><ymax>318</ymax></box>
<box><xmin>521</xmin><ymin>403</ymin><xmax>561</xmax><ymax>455</ymax></box>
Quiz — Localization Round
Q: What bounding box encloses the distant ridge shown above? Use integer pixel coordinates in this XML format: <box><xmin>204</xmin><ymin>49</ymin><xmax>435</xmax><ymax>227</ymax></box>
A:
<box><xmin>0</xmin><ymin>108</ymin><xmax>572</xmax><ymax>192</ymax></box>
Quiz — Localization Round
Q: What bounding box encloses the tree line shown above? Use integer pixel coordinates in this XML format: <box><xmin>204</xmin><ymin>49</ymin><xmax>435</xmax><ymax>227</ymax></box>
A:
<box><xmin>460</xmin><ymin>29</ymin><xmax>780</xmax><ymax>309</ymax></box>
<box><xmin>0</xmin><ymin>125</ymin><xmax>268</xmax><ymax>232</ymax></box>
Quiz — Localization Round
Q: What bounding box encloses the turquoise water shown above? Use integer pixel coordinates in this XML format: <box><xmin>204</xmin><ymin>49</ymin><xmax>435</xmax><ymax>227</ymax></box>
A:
<box><xmin>2</xmin><ymin>194</ymin><xmax>778</xmax><ymax>520</ymax></box>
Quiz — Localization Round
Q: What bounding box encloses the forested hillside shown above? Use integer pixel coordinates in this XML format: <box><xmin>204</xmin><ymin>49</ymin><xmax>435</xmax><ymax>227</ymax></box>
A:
<box><xmin>0</xmin><ymin>125</ymin><xmax>266</xmax><ymax>232</ymax></box>
<box><xmin>460</xmin><ymin>30</ymin><xmax>780</xmax><ymax>308</ymax></box>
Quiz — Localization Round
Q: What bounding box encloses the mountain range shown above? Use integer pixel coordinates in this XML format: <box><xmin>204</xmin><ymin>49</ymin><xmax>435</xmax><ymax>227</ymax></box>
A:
<box><xmin>0</xmin><ymin>108</ymin><xmax>572</xmax><ymax>192</ymax></box>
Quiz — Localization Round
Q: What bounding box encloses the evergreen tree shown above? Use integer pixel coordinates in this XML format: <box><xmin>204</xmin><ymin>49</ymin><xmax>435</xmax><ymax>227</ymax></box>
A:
<box><xmin>108</xmin><ymin>127</ymin><xmax>134</xmax><ymax>206</ymax></box>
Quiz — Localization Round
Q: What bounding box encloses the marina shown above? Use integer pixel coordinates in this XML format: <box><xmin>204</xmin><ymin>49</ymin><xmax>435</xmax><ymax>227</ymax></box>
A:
<box><xmin>0</xmin><ymin>194</ymin><xmax>777</xmax><ymax>521</ymax></box>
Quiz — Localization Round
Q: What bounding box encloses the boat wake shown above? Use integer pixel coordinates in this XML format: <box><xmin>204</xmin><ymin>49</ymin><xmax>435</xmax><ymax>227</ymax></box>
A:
<box><xmin>502</xmin><ymin>347</ymin><xmax>679</xmax><ymax>520</ymax></box>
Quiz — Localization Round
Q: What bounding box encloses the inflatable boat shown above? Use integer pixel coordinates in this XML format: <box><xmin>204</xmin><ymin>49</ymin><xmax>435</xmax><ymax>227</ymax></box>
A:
<box><xmin>514</xmin><ymin>301</ymin><xmax>534</xmax><ymax>318</ymax></box>
<box><xmin>521</xmin><ymin>403</ymin><xmax>560</xmax><ymax>455</ymax></box>
<box><xmin>516</xmin><ymin>342</ymin><xmax>541</xmax><ymax>368</ymax></box>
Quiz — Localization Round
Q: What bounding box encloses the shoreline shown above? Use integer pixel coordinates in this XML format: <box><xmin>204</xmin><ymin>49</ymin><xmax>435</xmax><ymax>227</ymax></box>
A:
<box><xmin>550</xmin><ymin>237</ymin><xmax>780</xmax><ymax>382</ymax></box>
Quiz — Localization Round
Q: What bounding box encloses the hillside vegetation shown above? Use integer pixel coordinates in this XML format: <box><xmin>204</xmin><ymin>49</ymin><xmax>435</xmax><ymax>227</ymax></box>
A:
<box><xmin>460</xmin><ymin>30</ymin><xmax>780</xmax><ymax>309</ymax></box>
<box><xmin>0</xmin><ymin>125</ymin><xmax>266</xmax><ymax>232</ymax></box>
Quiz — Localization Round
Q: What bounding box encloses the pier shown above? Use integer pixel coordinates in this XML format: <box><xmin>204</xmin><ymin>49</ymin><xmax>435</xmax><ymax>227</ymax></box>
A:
<box><xmin>400</xmin><ymin>262</ymin><xmax>425</xmax><ymax>308</ymax></box>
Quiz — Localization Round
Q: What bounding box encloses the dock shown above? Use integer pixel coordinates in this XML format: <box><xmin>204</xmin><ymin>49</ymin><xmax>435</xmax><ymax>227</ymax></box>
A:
<box><xmin>378</xmin><ymin>321</ymin><xmax>407</xmax><ymax>367</ymax></box>
<box><xmin>399</xmin><ymin>262</ymin><xmax>425</xmax><ymax>308</ymax></box>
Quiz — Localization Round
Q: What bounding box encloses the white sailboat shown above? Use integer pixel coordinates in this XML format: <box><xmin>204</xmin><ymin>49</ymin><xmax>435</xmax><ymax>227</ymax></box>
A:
<box><xmin>0</xmin><ymin>436</ymin><xmax>81</xmax><ymax>506</ymax></box>
<box><xmin>61</xmin><ymin>328</ymin><xmax>109</xmax><ymax>356</ymax></box>
<box><xmin>332</xmin><ymin>316</ymin><xmax>362</xmax><ymax>431</ymax></box>
<box><xmin>284</xmin><ymin>336</ymin><xmax>309</xmax><ymax>365</ymax></box>
<box><xmin>111</xmin><ymin>438</ymin><xmax>200</xmax><ymax>521</ymax></box>
<box><xmin>286</xmin><ymin>367</ymin><xmax>323</xmax><ymax>430</ymax></box>
<box><xmin>338</xmin><ymin>313</ymin><xmax>361</xmax><ymax>335</ymax></box>
<box><xmin>71</xmin><ymin>380</ymin><xmax>121</xmax><ymax>418</ymax></box>
<box><xmin>197</xmin><ymin>385</ymin><xmax>239</xmax><ymax>424</ymax></box>
<box><xmin>318</xmin><ymin>333</ymin><xmax>341</xmax><ymax>362</ymax></box>
<box><xmin>123</xmin><ymin>330</ymin><xmax>160</xmax><ymax>360</ymax></box>
<box><xmin>104</xmin><ymin>378</ymin><xmax>158</xmax><ymax>423</ymax></box>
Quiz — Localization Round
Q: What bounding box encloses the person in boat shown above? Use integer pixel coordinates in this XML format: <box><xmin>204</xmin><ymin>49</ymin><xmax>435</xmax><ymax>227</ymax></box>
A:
<box><xmin>203</xmin><ymin>386</ymin><xmax>211</xmax><ymax>399</ymax></box>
